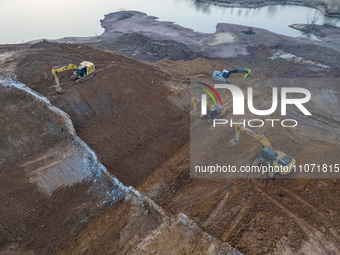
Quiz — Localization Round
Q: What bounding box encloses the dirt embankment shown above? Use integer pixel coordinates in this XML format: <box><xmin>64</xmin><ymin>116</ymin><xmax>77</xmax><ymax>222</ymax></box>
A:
<box><xmin>0</xmin><ymin>81</ymin><xmax>125</xmax><ymax>254</ymax></box>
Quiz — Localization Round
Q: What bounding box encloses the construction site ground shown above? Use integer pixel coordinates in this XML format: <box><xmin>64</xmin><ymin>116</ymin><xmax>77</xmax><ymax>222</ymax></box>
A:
<box><xmin>0</xmin><ymin>12</ymin><xmax>339</xmax><ymax>255</ymax></box>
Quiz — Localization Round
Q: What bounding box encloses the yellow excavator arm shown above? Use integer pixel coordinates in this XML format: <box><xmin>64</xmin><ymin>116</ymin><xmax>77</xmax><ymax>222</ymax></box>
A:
<box><xmin>233</xmin><ymin>123</ymin><xmax>272</xmax><ymax>149</ymax></box>
<box><xmin>52</xmin><ymin>64</ymin><xmax>78</xmax><ymax>85</ymax></box>
<box><xmin>52</xmin><ymin>64</ymin><xmax>78</xmax><ymax>92</ymax></box>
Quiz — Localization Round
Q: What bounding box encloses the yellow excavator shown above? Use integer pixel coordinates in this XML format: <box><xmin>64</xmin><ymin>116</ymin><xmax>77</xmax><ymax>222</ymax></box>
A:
<box><xmin>191</xmin><ymin>97</ymin><xmax>225</xmax><ymax>120</ymax></box>
<box><xmin>52</xmin><ymin>61</ymin><xmax>95</xmax><ymax>93</ymax></box>
<box><xmin>233</xmin><ymin>123</ymin><xmax>296</xmax><ymax>178</ymax></box>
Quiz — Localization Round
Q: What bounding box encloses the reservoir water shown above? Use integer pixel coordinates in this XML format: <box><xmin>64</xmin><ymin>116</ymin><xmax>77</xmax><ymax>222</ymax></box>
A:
<box><xmin>1</xmin><ymin>0</ymin><xmax>339</xmax><ymax>44</ymax></box>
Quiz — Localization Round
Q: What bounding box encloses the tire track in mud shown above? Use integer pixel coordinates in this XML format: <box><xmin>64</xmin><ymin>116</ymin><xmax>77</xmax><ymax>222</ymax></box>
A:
<box><xmin>224</xmin><ymin>203</ymin><xmax>263</xmax><ymax>252</ymax></box>
<box><xmin>276</xmin><ymin>184</ymin><xmax>331</xmax><ymax>221</ymax></box>
<box><xmin>253</xmin><ymin>181</ymin><xmax>339</xmax><ymax>254</ymax></box>
<box><xmin>200</xmin><ymin>181</ymin><xmax>258</xmax><ymax>249</ymax></box>
<box><xmin>275</xmin><ymin>184</ymin><xmax>340</xmax><ymax>243</ymax></box>
<box><xmin>220</xmin><ymin>193</ymin><xmax>256</xmax><ymax>242</ymax></box>
<box><xmin>0</xmin><ymin>222</ymin><xmax>13</xmax><ymax>242</ymax></box>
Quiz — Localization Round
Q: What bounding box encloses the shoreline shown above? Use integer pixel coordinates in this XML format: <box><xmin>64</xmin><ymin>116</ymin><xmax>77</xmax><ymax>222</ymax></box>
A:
<box><xmin>2</xmin><ymin>11</ymin><xmax>339</xmax><ymax>66</ymax></box>
<box><xmin>196</xmin><ymin>0</ymin><xmax>340</xmax><ymax>18</ymax></box>
<box><xmin>289</xmin><ymin>23</ymin><xmax>340</xmax><ymax>52</ymax></box>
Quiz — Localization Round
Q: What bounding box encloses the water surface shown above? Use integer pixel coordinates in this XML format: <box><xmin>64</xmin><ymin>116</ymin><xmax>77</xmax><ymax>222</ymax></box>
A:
<box><xmin>0</xmin><ymin>0</ymin><xmax>339</xmax><ymax>44</ymax></box>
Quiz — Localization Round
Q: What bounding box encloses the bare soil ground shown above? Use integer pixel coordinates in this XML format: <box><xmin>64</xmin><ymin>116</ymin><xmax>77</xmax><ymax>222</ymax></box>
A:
<box><xmin>0</xmin><ymin>44</ymin><xmax>239</xmax><ymax>255</ymax></box>
<box><xmin>147</xmin><ymin>56</ymin><xmax>340</xmax><ymax>254</ymax></box>
<box><xmin>139</xmin><ymin>141</ymin><xmax>340</xmax><ymax>254</ymax></box>
<box><xmin>0</xmin><ymin>85</ymin><xmax>125</xmax><ymax>254</ymax></box>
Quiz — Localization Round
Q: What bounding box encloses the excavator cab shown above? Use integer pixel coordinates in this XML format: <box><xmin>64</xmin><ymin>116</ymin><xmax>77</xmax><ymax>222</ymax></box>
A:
<box><xmin>75</xmin><ymin>65</ymin><xmax>87</xmax><ymax>78</ymax></box>
<box><xmin>207</xmin><ymin>104</ymin><xmax>224</xmax><ymax>120</ymax></box>
<box><xmin>259</xmin><ymin>147</ymin><xmax>293</xmax><ymax>167</ymax></box>
<box><xmin>191</xmin><ymin>97</ymin><xmax>225</xmax><ymax>120</ymax></box>
<box><xmin>76</xmin><ymin>61</ymin><xmax>95</xmax><ymax>79</ymax></box>
<box><xmin>258</xmin><ymin>147</ymin><xmax>277</xmax><ymax>165</ymax></box>
<box><xmin>233</xmin><ymin>123</ymin><xmax>296</xmax><ymax>177</ymax></box>
<box><xmin>278</xmin><ymin>155</ymin><xmax>293</xmax><ymax>166</ymax></box>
